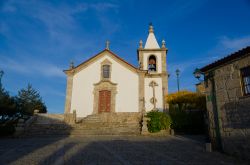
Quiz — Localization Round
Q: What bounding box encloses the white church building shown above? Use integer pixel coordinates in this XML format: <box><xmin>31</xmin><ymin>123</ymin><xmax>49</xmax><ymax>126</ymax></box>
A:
<box><xmin>64</xmin><ymin>25</ymin><xmax>168</xmax><ymax>118</ymax></box>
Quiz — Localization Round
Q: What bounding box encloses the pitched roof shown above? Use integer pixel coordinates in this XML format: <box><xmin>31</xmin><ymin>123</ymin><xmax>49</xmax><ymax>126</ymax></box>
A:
<box><xmin>64</xmin><ymin>49</ymin><xmax>138</xmax><ymax>74</ymax></box>
<box><xmin>200</xmin><ymin>46</ymin><xmax>250</xmax><ymax>72</ymax></box>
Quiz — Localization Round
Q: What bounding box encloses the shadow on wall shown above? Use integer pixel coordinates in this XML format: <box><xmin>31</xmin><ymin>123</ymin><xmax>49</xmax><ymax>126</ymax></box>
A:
<box><xmin>220</xmin><ymin>97</ymin><xmax>250</xmax><ymax>160</ymax></box>
<box><xmin>0</xmin><ymin>115</ymin><xmax>72</xmax><ymax>165</ymax></box>
<box><xmin>223</xmin><ymin>97</ymin><xmax>250</xmax><ymax>129</ymax></box>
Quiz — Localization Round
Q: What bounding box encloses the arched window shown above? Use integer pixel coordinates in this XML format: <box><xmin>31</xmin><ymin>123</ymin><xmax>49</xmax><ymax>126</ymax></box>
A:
<box><xmin>102</xmin><ymin>65</ymin><xmax>110</xmax><ymax>78</ymax></box>
<box><xmin>148</xmin><ymin>55</ymin><xmax>157</xmax><ymax>72</ymax></box>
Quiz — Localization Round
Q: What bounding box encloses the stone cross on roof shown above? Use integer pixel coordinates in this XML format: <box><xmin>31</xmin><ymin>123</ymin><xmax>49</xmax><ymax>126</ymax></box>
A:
<box><xmin>105</xmin><ymin>40</ymin><xmax>110</xmax><ymax>50</ymax></box>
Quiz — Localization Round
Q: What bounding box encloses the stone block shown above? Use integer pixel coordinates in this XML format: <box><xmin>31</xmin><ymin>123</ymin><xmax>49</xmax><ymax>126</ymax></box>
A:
<box><xmin>170</xmin><ymin>129</ymin><xmax>175</xmax><ymax>135</ymax></box>
<box><xmin>64</xmin><ymin>113</ymin><xmax>75</xmax><ymax>124</ymax></box>
<box><xmin>141</xmin><ymin>116</ymin><xmax>150</xmax><ymax>135</ymax></box>
<box><xmin>206</xmin><ymin>143</ymin><xmax>212</xmax><ymax>152</ymax></box>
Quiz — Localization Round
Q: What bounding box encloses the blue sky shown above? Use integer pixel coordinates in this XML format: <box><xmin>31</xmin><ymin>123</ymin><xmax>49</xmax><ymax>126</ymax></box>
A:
<box><xmin>0</xmin><ymin>0</ymin><xmax>250</xmax><ymax>113</ymax></box>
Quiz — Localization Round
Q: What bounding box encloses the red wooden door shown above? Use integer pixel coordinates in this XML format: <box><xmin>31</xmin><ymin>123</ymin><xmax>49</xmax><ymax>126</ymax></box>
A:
<box><xmin>98</xmin><ymin>90</ymin><xmax>111</xmax><ymax>113</ymax></box>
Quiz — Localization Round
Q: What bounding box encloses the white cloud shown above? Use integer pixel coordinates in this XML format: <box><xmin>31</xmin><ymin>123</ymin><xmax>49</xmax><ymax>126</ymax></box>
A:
<box><xmin>0</xmin><ymin>0</ymin><xmax>121</xmax><ymax>64</ymax></box>
<box><xmin>200</xmin><ymin>35</ymin><xmax>250</xmax><ymax>62</ymax></box>
<box><xmin>219</xmin><ymin>35</ymin><xmax>250</xmax><ymax>50</ymax></box>
<box><xmin>168</xmin><ymin>55</ymin><xmax>219</xmax><ymax>76</ymax></box>
<box><xmin>40</xmin><ymin>86</ymin><xmax>65</xmax><ymax>97</ymax></box>
<box><xmin>0</xmin><ymin>56</ymin><xmax>64</xmax><ymax>78</ymax></box>
<box><xmin>1</xmin><ymin>1</ymin><xmax>119</xmax><ymax>35</ymax></box>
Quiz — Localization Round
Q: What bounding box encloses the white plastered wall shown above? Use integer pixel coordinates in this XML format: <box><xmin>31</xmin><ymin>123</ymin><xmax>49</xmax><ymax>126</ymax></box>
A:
<box><xmin>144</xmin><ymin>78</ymin><xmax>163</xmax><ymax>111</ymax></box>
<box><xmin>143</xmin><ymin>52</ymin><xmax>162</xmax><ymax>72</ymax></box>
<box><xmin>70</xmin><ymin>54</ymin><xmax>139</xmax><ymax>118</ymax></box>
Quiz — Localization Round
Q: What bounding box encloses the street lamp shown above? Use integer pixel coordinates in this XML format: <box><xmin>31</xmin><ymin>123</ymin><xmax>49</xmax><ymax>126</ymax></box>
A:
<box><xmin>176</xmin><ymin>69</ymin><xmax>180</xmax><ymax>92</ymax></box>
<box><xmin>193</xmin><ymin>68</ymin><xmax>202</xmax><ymax>81</ymax></box>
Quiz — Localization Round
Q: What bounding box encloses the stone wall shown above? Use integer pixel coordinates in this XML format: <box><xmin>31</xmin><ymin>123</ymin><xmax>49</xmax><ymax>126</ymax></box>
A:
<box><xmin>205</xmin><ymin>55</ymin><xmax>250</xmax><ymax>160</ymax></box>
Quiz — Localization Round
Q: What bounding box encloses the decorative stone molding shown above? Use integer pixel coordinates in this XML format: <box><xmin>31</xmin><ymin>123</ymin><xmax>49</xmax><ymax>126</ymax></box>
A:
<box><xmin>93</xmin><ymin>80</ymin><xmax>117</xmax><ymax>114</ymax></box>
<box><xmin>64</xmin><ymin>50</ymin><xmax>139</xmax><ymax>76</ymax></box>
<box><xmin>145</xmin><ymin>72</ymin><xmax>167</xmax><ymax>78</ymax></box>
<box><xmin>100</xmin><ymin>59</ymin><xmax>112</xmax><ymax>81</ymax></box>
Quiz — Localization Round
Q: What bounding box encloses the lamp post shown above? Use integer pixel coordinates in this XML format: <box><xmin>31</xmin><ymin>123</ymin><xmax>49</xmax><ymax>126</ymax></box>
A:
<box><xmin>176</xmin><ymin>69</ymin><xmax>180</xmax><ymax>92</ymax></box>
<box><xmin>193</xmin><ymin>68</ymin><xmax>222</xmax><ymax>151</ymax></box>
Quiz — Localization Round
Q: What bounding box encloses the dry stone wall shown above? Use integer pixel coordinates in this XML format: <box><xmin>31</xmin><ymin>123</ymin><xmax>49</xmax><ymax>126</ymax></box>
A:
<box><xmin>205</xmin><ymin>55</ymin><xmax>250</xmax><ymax>160</ymax></box>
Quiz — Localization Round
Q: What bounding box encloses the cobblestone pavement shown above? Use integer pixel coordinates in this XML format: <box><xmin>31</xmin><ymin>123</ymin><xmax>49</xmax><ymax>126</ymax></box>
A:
<box><xmin>0</xmin><ymin>135</ymin><xmax>246</xmax><ymax>165</ymax></box>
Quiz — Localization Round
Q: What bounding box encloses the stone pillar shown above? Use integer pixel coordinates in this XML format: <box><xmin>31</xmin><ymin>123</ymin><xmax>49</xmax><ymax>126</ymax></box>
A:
<box><xmin>64</xmin><ymin>74</ymin><xmax>73</xmax><ymax>114</ymax></box>
<box><xmin>161</xmin><ymin>49</ymin><xmax>169</xmax><ymax>112</ymax></box>
<box><xmin>141</xmin><ymin>114</ymin><xmax>150</xmax><ymax>135</ymax></box>
<box><xmin>138</xmin><ymin>71</ymin><xmax>145</xmax><ymax>112</ymax></box>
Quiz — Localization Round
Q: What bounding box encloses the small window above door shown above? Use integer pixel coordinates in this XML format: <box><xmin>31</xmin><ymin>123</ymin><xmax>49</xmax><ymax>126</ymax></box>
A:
<box><xmin>103</xmin><ymin>65</ymin><xmax>110</xmax><ymax>79</ymax></box>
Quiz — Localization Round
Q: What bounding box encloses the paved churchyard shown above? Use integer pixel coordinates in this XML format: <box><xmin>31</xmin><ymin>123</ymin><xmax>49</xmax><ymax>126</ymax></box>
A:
<box><xmin>0</xmin><ymin>135</ymin><xmax>246</xmax><ymax>165</ymax></box>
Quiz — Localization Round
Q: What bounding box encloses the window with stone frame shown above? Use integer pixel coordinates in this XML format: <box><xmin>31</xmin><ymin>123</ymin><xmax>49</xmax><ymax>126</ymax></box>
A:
<box><xmin>241</xmin><ymin>66</ymin><xmax>250</xmax><ymax>96</ymax></box>
<box><xmin>102</xmin><ymin>65</ymin><xmax>110</xmax><ymax>79</ymax></box>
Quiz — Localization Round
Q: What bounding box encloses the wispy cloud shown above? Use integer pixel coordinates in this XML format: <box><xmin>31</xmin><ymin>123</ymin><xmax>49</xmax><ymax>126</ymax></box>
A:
<box><xmin>218</xmin><ymin>35</ymin><xmax>250</xmax><ymax>50</ymax></box>
<box><xmin>200</xmin><ymin>35</ymin><xmax>250</xmax><ymax>62</ymax></box>
<box><xmin>0</xmin><ymin>56</ymin><xmax>64</xmax><ymax>78</ymax></box>
<box><xmin>168</xmin><ymin>55</ymin><xmax>219</xmax><ymax>76</ymax></box>
<box><xmin>1</xmin><ymin>1</ymin><xmax>119</xmax><ymax>35</ymax></box>
<box><xmin>0</xmin><ymin>0</ymin><xmax>120</xmax><ymax>60</ymax></box>
<box><xmin>40</xmin><ymin>86</ymin><xmax>65</xmax><ymax>97</ymax></box>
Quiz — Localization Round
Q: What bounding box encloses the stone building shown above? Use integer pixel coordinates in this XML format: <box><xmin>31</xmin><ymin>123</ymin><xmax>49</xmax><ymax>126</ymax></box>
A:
<box><xmin>195</xmin><ymin>81</ymin><xmax>205</xmax><ymax>94</ymax></box>
<box><xmin>200</xmin><ymin>46</ymin><xmax>250</xmax><ymax>159</ymax></box>
<box><xmin>64</xmin><ymin>25</ymin><xmax>168</xmax><ymax>119</ymax></box>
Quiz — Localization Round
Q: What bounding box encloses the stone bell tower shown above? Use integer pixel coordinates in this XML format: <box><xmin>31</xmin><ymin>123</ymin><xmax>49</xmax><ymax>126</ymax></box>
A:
<box><xmin>137</xmin><ymin>24</ymin><xmax>168</xmax><ymax>112</ymax></box>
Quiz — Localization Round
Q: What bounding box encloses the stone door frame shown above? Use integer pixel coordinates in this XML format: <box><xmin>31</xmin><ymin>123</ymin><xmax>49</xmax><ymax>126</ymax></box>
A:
<box><xmin>93</xmin><ymin>80</ymin><xmax>117</xmax><ymax>114</ymax></box>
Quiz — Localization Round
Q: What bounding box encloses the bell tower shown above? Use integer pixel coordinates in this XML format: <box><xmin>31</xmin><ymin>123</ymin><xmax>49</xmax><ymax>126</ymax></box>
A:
<box><xmin>137</xmin><ymin>24</ymin><xmax>168</xmax><ymax>111</ymax></box>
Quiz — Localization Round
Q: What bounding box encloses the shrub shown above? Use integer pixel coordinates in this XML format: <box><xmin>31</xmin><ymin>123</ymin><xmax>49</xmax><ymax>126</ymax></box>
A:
<box><xmin>166</xmin><ymin>90</ymin><xmax>206</xmax><ymax>134</ymax></box>
<box><xmin>146</xmin><ymin>111</ymin><xmax>172</xmax><ymax>133</ymax></box>
<box><xmin>166</xmin><ymin>90</ymin><xmax>206</xmax><ymax>111</ymax></box>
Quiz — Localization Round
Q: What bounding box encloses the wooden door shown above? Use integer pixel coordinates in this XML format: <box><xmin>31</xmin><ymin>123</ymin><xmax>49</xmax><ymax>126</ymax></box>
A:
<box><xmin>98</xmin><ymin>90</ymin><xmax>111</xmax><ymax>113</ymax></box>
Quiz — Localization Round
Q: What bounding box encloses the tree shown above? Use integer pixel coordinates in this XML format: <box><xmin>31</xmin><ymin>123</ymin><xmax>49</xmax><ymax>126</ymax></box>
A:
<box><xmin>0</xmin><ymin>70</ymin><xmax>17</xmax><ymax>119</ymax></box>
<box><xmin>16</xmin><ymin>84</ymin><xmax>47</xmax><ymax>115</ymax></box>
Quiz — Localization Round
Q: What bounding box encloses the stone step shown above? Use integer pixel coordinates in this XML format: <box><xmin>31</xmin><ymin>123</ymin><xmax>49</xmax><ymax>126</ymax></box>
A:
<box><xmin>23</xmin><ymin>113</ymin><xmax>142</xmax><ymax>136</ymax></box>
<box><xmin>24</xmin><ymin>123</ymin><xmax>141</xmax><ymax>136</ymax></box>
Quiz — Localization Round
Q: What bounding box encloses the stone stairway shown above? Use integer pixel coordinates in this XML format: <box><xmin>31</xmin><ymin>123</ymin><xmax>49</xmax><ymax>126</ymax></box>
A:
<box><xmin>23</xmin><ymin>113</ymin><xmax>142</xmax><ymax>136</ymax></box>
<box><xmin>23</xmin><ymin>114</ymin><xmax>71</xmax><ymax>136</ymax></box>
